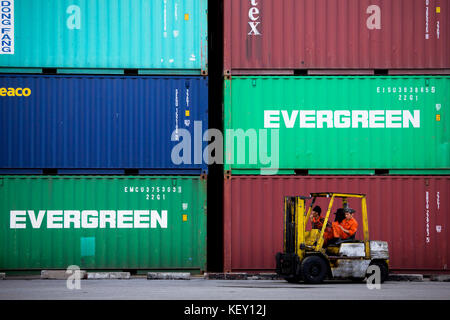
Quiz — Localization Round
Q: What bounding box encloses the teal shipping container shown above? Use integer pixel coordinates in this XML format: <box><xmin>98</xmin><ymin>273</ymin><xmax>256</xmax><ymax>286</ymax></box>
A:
<box><xmin>0</xmin><ymin>0</ymin><xmax>207</xmax><ymax>74</ymax></box>
<box><xmin>224</xmin><ymin>76</ymin><xmax>450</xmax><ymax>175</ymax></box>
<box><xmin>0</xmin><ymin>175</ymin><xmax>207</xmax><ymax>272</ymax></box>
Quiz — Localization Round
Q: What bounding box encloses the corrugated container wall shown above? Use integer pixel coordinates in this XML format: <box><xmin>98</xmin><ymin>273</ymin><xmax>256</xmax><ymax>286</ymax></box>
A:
<box><xmin>0</xmin><ymin>75</ymin><xmax>208</xmax><ymax>174</ymax></box>
<box><xmin>0</xmin><ymin>0</ymin><xmax>207</xmax><ymax>74</ymax></box>
<box><xmin>0</xmin><ymin>175</ymin><xmax>207</xmax><ymax>271</ymax></box>
<box><xmin>224</xmin><ymin>175</ymin><xmax>450</xmax><ymax>273</ymax></box>
<box><xmin>224</xmin><ymin>76</ymin><xmax>450</xmax><ymax>174</ymax></box>
<box><xmin>224</xmin><ymin>0</ymin><xmax>450</xmax><ymax>74</ymax></box>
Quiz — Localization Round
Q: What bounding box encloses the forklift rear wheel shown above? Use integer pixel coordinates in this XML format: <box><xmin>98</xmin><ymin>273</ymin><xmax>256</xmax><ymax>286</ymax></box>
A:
<box><xmin>368</xmin><ymin>260</ymin><xmax>389</xmax><ymax>283</ymax></box>
<box><xmin>301</xmin><ymin>256</ymin><xmax>327</xmax><ymax>284</ymax></box>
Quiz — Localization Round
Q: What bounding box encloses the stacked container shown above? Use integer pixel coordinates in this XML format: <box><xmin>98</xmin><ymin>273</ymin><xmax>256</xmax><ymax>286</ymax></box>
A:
<box><xmin>0</xmin><ymin>0</ymin><xmax>208</xmax><ymax>273</ymax></box>
<box><xmin>223</xmin><ymin>0</ymin><xmax>449</xmax><ymax>273</ymax></box>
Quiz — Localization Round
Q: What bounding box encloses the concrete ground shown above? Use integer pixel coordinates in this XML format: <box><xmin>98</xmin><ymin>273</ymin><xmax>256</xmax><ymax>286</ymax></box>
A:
<box><xmin>1</xmin><ymin>278</ymin><xmax>450</xmax><ymax>300</ymax></box>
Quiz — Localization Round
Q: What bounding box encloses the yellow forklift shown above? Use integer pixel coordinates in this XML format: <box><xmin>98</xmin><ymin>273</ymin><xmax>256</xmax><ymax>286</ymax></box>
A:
<box><xmin>276</xmin><ymin>193</ymin><xmax>389</xmax><ymax>284</ymax></box>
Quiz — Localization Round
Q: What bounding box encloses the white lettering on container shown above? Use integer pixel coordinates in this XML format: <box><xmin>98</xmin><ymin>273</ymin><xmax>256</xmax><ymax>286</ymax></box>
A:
<box><xmin>425</xmin><ymin>191</ymin><xmax>430</xmax><ymax>243</ymax></box>
<box><xmin>248</xmin><ymin>0</ymin><xmax>261</xmax><ymax>35</ymax></box>
<box><xmin>366</xmin><ymin>5</ymin><xmax>381</xmax><ymax>30</ymax></box>
<box><xmin>264</xmin><ymin>110</ymin><xmax>420</xmax><ymax>128</ymax></box>
<box><xmin>0</xmin><ymin>0</ymin><xmax>14</xmax><ymax>54</ymax></box>
<box><xmin>66</xmin><ymin>5</ymin><xmax>81</xmax><ymax>30</ymax></box>
<box><xmin>9</xmin><ymin>210</ymin><xmax>168</xmax><ymax>229</ymax></box>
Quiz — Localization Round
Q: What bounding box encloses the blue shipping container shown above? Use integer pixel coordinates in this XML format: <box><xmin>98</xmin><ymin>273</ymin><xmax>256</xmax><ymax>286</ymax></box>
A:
<box><xmin>0</xmin><ymin>0</ymin><xmax>208</xmax><ymax>74</ymax></box>
<box><xmin>0</xmin><ymin>75</ymin><xmax>208</xmax><ymax>173</ymax></box>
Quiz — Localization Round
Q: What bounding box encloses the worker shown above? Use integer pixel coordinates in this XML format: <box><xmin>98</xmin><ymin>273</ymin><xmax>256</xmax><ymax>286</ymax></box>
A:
<box><xmin>334</xmin><ymin>208</ymin><xmax>346</xmax><ymax>224</ymax></box>
<box><xmin>332</xmin><ymin>208</ymin><xmax>358</xmax><ymax>240</ymax></box>
<box><xmin>311</xmin><ymin>205</ymin><xmax>333</xmax><ymax>245</ymax></box>
<box><xmin>311</xmin><ymin>206</ymin><xmax>325</xmax><ymax>230</ymax></box>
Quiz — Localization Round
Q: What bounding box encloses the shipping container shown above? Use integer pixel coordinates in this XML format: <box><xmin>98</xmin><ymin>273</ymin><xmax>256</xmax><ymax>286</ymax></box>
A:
<box><xmin>0</xmin><ymin>74</ymin><xmax>208</xmax><ymax>174</ymax></box>
<box><xmin>224</xmin><ymin>76</ymin><xmax>450</xmax><ymax>174</ymax></box>
<box><xmin>0</xmin><ymin>0</ymin><xmax>207</xmax><ymax>74</ymax></box>
<box><xmin>223</xmin><ymin>175</ymin><xmax>450</xmax><ymax>273</ymax></box>
<box><xmin>224</xmin><ymin>0</ymin><xmax>450</xmax><ymax>74</ymax></box>
<box><xmin>0</xmin><ymin>175</ymin><xmax>207</xmax><ymax>271</ymax></box>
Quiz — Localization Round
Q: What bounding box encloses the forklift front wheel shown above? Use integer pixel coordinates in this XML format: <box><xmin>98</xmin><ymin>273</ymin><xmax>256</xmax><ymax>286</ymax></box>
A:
<box><xmin>301</xmin><ymin>256</ymin><xmax>327</xmax><ymax>284</ymax></box>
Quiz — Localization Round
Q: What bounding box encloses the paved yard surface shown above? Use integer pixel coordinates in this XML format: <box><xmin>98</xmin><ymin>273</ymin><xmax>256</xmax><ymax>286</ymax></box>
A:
<box><xmin>1</xmin><ymin>278</ymin><xmax>449</xmax><ymax>300</ymax></box>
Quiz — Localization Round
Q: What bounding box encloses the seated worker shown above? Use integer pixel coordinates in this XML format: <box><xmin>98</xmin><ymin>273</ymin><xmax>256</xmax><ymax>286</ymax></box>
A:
<box><xmin>331</xmin><ymin>207</ymin><xmax>358</xmax><ymax>241</ymax></box>
<box><xmin>311</xmin><ymin>206</ymin><xmax>325</xmax><ymax>229</ymax></box>
<box><xmin>311</xmin><ymin>206</ymin><xmax>333</xmax><ymax>245</ymax></box>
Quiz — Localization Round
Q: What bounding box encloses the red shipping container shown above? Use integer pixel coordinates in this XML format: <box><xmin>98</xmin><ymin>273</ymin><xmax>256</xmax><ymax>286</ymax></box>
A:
<box><xmin>224</xmin><ymin>175</ymin><xmax>450</xmax><ymax>273</ymax></box>
<box><xmin>224</xmin><ymin>0</ymin><xmax>450</xmax><ymax>75</ymax></box>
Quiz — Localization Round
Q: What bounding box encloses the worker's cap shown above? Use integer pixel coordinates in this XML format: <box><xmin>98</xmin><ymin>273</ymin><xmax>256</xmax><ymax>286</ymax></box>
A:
<box><xmin>344</xmin><ymin>207</ymin><xmax>355</xmax><ymax>214</ymax></box>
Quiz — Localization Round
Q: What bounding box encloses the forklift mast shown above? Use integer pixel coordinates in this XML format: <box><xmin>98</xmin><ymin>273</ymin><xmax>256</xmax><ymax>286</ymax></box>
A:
<box><xmin>284</xmin><ymin>196</ymin><xmax>311</xmax><ymax>261</ymax></box>
<box><xmin>283</xmin><ymin>197</ymin><xmax>297</xmax><ymax>255</ymax></box>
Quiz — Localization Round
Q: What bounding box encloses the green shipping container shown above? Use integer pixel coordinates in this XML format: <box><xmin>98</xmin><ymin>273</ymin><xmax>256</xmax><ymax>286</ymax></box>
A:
<box><xmin>0</xmin><ymin>0</ymin><xmax>207</xmax><ymax>74</ymax></box>
<box><xmin>0</xmin><ymin>176</ymin><xmax>207</xmax><ymax>272</ymax></box>
<box><xmin>224</xmin><ymin>76</ymin><xmax>450</xmax><ymax>174</ymax></box>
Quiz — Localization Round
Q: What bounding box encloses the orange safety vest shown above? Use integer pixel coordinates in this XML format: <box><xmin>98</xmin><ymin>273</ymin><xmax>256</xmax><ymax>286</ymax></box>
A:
<box><xmin>313</xmin><ymin>217</ymin><xmax>333</xmax><ymax>241</ymax></box>
<box><xmin>311</xmin><ymin>216</ymin><xmax>325</xmax><ymax>230</ymax></box>
<box><xmin>332</xmin><ymin>218</ymin><xmax>358</xmax><ymax>239</ymax></box>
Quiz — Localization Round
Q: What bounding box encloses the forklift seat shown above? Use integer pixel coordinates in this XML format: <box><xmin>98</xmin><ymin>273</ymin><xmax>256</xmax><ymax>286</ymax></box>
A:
<box><xmin>336</xmin><ymin>234</ymin><xmax>356</xmax><ymax>244</ymax></box>
<box><xmin>327</xmin><ymin>233</ymin><xmax>357</xmax><ymax>247</ymax></box>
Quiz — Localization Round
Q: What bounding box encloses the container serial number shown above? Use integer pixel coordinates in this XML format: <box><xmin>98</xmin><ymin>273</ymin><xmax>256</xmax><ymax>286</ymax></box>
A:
<box><xmin>124</xmin><ymin>186</ymin><xmax>182</xmax><ymax>193</ymax></box>
<box><xmin>377</xmin><ymin>86</ymin><xmax>436</xmax><ymax>94</ymax></box>
<box><xmin>124</xmin><ymin>186</ymin><xmax>182</xmax><ymax>200</ymax></box>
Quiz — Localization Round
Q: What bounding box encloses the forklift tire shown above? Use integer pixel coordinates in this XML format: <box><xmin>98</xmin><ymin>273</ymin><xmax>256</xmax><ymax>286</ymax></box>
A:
<box><xmin>368</xmin><ymin>260</ymin><xmax>389</xmax><ymax>283</ymax></box>
<box><xmin>301</xmin><ymin>256</ymin><xmax>327</xmax><ymax>284</ymax></box>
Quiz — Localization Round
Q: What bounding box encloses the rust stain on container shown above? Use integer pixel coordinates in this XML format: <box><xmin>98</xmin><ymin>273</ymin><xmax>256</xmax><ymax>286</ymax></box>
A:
<box><xmin>224</xmin><ymin>0</ymin><xmax>450</xmax><ymax>74</ymax></box>
<box><xmin>224</xmin><ymin>175</ymin><xmax>450</xmax><ymax>273</ymax></box>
